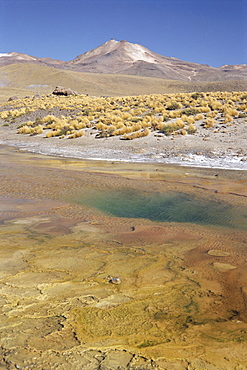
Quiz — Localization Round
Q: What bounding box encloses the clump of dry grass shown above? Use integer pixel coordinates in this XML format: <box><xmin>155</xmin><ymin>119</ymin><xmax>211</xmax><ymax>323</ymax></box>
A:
<box><xmin>204</xmin><ymin>117</ymin><xmax>216</xmax><ymax>128</ymax></box>
<box><xmin>0</xmin><ymin>90</ymin><xmax>246</xmax><ymax>140</ymax></box>
<box><xmin>122</xmin><ymin>128</ymin><xmax>150</xmax><ymax>140</ymax></box>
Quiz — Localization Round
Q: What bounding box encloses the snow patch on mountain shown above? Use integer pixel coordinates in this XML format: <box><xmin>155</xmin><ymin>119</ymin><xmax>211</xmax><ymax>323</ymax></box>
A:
<box><xmin>0</xmin><ymin>53</ymin><xmax>11</xmax><ymax>58</ymax></box>
<box><xmin>124</xmin><ymin>43</ymin><xmax>157</xmax><ymax>63</ymax></box>
<box><xmin>0</xmin><ymin>52</ymin><xmax>37</xmax><ymax>60</ymax></box>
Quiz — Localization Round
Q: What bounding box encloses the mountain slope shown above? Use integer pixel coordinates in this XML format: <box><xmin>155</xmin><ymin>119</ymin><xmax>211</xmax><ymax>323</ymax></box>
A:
<box><xmin>1</xmin><ymin>62</ymin><xmax>247</xmax><ymax>103</ymax></box>
<box><xmin>0</xmin><ymin>52</ymin><xmax>63</xmax><ymax>68</ymax></box>
<box><xmin>64</xmin><ymin>39</ymin><xmax>216</xmax><ymax>80</ymax></box>
<box><xmin>64</xmin><ymin>39</ymin><xmax>247</xmax><ymax>81</ymax></box>
<box><xmin>0</xmin><ymin>39</ymin><xmax>247</xmax><ymax>82</ymax></box>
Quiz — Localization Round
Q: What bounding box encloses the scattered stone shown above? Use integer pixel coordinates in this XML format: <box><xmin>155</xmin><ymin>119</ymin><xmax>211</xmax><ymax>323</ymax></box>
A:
<box><xmin>52</xmin><ymin>86</ymin><xmax>78</xmax><ymax>96</ymax></box>
<box><xmin>109</xmin><ymin>276</ymin><xmax>121</xmax><ymax>284</ymax></box>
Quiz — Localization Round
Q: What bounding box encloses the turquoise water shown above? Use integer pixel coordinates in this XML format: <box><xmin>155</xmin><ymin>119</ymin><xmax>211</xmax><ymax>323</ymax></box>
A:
<box><xmin>73</xmin><ymin>188</ymin><xmax>246</xmax><ymax>229</ymax></box>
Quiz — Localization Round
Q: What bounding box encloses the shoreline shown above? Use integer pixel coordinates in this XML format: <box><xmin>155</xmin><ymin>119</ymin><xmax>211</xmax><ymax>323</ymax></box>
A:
<box><xmin>0</xmin><ymin>132</ymin><xmax>246</xmax><ymax>171</ymax></box>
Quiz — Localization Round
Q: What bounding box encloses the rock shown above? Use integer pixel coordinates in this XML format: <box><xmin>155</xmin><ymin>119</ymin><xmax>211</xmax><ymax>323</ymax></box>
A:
<box><xmin>109</xmin><ymin>276</ymin><xmax>121</xmax><ymax>284</ymax></box>
<box><xmin>52</xmin><ymin>86</ymin><xmax>78</xmax><ymax>96</ymax></box>
<box><xmin>8</xmin><ymin>96</ymin><xmax>18</xmax><ymax>101</ymax></box>
<box><xmin>32</xmin><ymin>94</ymin><xmax>40</xmax><ymax>100</ymax></box>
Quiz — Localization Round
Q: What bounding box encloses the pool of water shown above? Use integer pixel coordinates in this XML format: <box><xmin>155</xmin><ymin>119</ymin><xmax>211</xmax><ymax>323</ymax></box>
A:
<box><xmin>73</xmin><ymin>188</ymin><xmax>246</xmax><ymax>229</ymax></box>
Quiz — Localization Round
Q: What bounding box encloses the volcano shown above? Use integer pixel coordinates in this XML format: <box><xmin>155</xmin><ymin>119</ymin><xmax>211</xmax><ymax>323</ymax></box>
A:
<box><xmin>1</xmin><ymin>39</ymin><xmax>247</xmax><ymax>81</ymax></box>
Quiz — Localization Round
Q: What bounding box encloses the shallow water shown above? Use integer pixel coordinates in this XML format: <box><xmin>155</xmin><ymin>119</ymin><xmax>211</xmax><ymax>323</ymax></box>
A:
<box><xmin>0</xmin><ymin>145</ymin><xmax>247</xmax><ymax>368</ymax></box>
<box><xmin>73</xmin><ymin>188</ymin><xmax>246</xmax><ymax>229</ymax></box>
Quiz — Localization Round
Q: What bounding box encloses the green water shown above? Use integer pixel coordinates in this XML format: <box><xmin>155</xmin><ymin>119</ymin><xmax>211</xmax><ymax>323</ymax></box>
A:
<box><xmin>74</xmin><ymin>188</ymin><xmax>246</xmax><ymax>229</ymax></box>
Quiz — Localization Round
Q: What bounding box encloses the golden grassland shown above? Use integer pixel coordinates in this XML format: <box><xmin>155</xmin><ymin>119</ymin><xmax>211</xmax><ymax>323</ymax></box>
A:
<box><xmin>1</xmin><ymin>89</ymin><xmax>247</xmax><ymax>141</ymax></box>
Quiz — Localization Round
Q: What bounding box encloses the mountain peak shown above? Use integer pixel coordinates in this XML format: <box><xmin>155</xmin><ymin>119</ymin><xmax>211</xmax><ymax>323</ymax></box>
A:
<box><xmin>106</xmin><ymin>38</ymin><xmax>118</xmax><ymax>44</ymax></box>
<box><xmin>71</xmin><ymin>39</ymin><xmax>158</xmax><ymax>65</ymax></box>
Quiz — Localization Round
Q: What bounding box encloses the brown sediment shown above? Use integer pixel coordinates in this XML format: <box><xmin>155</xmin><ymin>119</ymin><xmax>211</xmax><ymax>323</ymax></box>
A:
<box><xmin>0</xmin><ymin>146</ymin><xmax>246</xmax><ymax>369</ymax></box>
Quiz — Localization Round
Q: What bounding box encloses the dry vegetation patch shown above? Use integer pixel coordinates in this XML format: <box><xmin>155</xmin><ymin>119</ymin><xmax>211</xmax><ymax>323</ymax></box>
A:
<box><xmin>1</xmin><ymin>91</ymin><xmax>247</xmax><ymax>141</ymax></box>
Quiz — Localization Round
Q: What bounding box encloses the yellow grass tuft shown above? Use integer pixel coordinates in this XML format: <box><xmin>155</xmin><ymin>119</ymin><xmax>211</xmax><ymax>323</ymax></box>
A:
<box><xmin>0</xmin><ymin>89</ymin><xmax>245</xmax><ymax>141</ymax></box>
<box><xmin>204</xmin><ymin>117</ymin><xmax>216</xmax><ymax>128</ymax></box>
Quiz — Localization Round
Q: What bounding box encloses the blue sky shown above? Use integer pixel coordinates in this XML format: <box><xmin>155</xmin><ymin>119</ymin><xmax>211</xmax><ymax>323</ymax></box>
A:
<box><xmin>0</xmin><ymin>0</ymin><xmax>246</xmax><ymax>67</ymax></box>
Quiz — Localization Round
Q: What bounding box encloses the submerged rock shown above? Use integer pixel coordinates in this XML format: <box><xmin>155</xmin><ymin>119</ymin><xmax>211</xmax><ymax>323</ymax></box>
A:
<box><xmin>109</xmin><ymin>276</ymin><xmax>121</xmax><ymax>284</ymax></box>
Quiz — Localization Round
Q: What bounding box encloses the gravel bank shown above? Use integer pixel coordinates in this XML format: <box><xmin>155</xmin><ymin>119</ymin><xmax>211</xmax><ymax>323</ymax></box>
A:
<box><xmin>0</xmin><ymin>119</ymin><xmax>246</xmax><ymax>170</ymax></box>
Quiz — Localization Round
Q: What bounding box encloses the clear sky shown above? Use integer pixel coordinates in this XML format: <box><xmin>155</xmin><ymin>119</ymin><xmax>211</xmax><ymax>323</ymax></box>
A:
<box><xmin>0</xmin><ymin>0</ymin><xmax>246</xmax><ymax>67</ymax></box>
